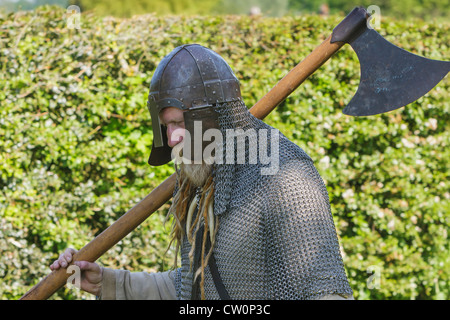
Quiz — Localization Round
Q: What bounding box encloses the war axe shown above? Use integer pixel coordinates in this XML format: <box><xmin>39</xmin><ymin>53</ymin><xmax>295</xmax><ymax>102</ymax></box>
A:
<box><xmin>251</xmin><ymin>6</ymin><xmax>450</xmax><ymax>119</ymax></box>
<box><xmin>20</xmin><ymin>6</ymin><xmax>449</xmax><ymax>300</ymax></box>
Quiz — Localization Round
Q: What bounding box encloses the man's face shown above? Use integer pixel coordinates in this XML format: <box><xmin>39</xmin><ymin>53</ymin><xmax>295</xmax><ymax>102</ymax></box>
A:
<box><xmin>160</xmin><ymin>106</ymin><xmax>212</xmax><ymax>186</ymax></box>
<box><xmin>159</xmin><ymin>107</ymin><xmax>185</xmax><ymax>148</ymax></box>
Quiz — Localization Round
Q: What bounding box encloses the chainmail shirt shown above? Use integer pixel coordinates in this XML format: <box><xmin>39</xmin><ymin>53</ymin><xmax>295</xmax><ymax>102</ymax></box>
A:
<box><xmin>173</xmin><ymin>100</ymin><xmax>353</xmax><ymax>300</ymax></box>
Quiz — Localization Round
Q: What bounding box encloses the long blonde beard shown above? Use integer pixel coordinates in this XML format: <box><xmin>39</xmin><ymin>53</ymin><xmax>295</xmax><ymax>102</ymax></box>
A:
<box><xmin>171</xmin><ymin>141</ymin><xmax>214</xmax><ymax>187</ymax></box>
<box><xmin>166</xmin><ymin>147</ymin><xmax>218</xmax><ymax>299</ymax></box>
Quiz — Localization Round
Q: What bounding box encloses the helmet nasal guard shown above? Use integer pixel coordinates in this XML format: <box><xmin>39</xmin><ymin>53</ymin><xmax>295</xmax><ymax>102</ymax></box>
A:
<box><xmin>147</xmin><ymin>44</ymin><xmax>242</xmax><ymax>166</ymax></box>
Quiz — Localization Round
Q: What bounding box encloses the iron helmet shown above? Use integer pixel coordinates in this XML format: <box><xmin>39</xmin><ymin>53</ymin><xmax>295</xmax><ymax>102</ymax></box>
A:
<box><xmin>147</xmin><ymin>44</ymin><xmax>242</xmax><ymax>166</ymax></box>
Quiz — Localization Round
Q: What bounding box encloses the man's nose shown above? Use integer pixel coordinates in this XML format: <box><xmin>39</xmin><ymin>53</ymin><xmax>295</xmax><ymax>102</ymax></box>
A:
<box><xmin>167</xmin><ymin>126</ymin><xmax>185</xmax><ymax>147</ymax></box>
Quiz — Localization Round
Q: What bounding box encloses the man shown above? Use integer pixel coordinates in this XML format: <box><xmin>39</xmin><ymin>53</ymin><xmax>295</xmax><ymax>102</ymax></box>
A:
<box><xmin>50</xmin><ymin>44</ymin><xmax>353</xmax><ymax>300</ymax></box>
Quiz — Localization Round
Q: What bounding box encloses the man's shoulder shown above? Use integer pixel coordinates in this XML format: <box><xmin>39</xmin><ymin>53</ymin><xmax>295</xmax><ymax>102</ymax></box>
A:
<box><xmin>261</xmin><ymin>136</ymin><xmax>326</xmax><ymax>192</ymax></box>
<box><xmin>278</xmin><ymin>132</ymin><xmax>313</xmax><ymax>163</ymax></box>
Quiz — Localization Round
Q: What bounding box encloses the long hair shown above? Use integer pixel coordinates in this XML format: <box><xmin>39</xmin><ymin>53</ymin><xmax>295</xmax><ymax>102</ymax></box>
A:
<box><xmin>166</xmin><ymin>165</ymin><xmax>218</xmax><ymax>299</ymax></box>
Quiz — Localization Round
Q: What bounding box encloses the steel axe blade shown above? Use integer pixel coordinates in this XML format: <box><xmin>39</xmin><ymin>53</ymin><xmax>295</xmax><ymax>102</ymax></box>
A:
<box><xmin>331</xmin><ymin>7</ymin><xmax>450</xmax><ymax>116</ymax></box>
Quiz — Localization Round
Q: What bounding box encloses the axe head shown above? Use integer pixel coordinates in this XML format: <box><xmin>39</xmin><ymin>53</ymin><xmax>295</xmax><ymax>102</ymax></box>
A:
<box><xmin>332</xmin><ymin>7</ymin><xmax>450</xmax><ymax>116</ymax></box>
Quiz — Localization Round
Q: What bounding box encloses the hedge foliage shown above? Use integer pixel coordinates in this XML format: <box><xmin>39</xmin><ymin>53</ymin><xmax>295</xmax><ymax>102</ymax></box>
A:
<box><xmin>0</xmin><ymin>6</ymin><xmax>448</xmax><ymax>300</ymax></box>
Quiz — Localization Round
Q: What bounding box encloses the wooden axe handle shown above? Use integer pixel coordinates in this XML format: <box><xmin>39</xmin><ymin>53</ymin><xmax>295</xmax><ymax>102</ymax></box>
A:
<box><xmin>20</xmin><ymin>35</ymin><xmax>346</xmax><ymax>301</ymax></box>
<box><xmin>20</xmin><ymin>174</ymin><xmax>177</xmax><ymax>300</ymax></box>
<box><xmin>250</xmin><ymin>35</ymin><xmax>345</xmax><ymax>120</ymax></box>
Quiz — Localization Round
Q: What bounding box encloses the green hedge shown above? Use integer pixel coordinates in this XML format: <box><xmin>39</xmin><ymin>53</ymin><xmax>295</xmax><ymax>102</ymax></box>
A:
<box><xmin>0</xmin><ymin>6</ymin><xmax>448</xmax><ymax>300</ymax></box>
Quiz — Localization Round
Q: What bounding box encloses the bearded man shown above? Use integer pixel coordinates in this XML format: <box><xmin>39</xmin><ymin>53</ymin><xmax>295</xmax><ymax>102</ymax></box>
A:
<box><xmin>50</xmin><ymin>44</ymin><xmax>353</xmax><ymax>300</ymax></box>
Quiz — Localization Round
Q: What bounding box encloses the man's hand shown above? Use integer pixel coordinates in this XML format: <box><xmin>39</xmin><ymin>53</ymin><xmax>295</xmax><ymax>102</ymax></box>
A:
<box><xmin>49</xmin><ymin>248</ymin><xmax>103</xmax><ymax>297</ymax></box>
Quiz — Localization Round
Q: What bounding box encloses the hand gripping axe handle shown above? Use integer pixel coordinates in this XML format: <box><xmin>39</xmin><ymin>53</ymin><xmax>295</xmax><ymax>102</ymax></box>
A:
<box><xmin>20</xmin><ymin>7</ymin><xmax>449</xmax><ymax>300</ymax></box>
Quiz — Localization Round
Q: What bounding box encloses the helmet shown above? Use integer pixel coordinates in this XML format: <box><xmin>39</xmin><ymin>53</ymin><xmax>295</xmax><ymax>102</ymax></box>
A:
<box><xmin>147</xmin><ymin>44</ymin><xmax>242</xmax><ymax>166</ymax></box>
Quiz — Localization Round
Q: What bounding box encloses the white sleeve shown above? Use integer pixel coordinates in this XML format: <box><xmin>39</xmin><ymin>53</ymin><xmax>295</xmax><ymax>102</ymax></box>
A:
<box><xmin>100</xmin><ymin>267</ymin><xmax>177</xmax><ymax>300</ymax></box>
